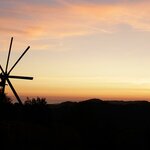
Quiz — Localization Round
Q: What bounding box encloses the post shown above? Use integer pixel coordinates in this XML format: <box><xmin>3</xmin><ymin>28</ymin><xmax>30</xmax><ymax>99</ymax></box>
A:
<box><xmin>0</xmin><ymin>80</ymin><xmax>6</xmax><ymax>102</ymax></box>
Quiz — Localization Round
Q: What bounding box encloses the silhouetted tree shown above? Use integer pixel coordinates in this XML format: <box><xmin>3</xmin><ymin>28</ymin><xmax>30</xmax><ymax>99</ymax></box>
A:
<box><xmin>0</xmin><ymin>93</ymin><xmax>12</xmax><ymax>105</ymax></box>
<box><xmin>24</xmin><ymin>97</ymin><xmax>47</xmax><ymax>106</ymax></box>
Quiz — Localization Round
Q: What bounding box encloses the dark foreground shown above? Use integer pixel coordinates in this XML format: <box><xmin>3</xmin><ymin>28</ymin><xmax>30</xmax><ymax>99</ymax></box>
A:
<box><xmin>0</xmin><ymin>98</ymin><xmax>150</xmax><ymax>149</ymax></box>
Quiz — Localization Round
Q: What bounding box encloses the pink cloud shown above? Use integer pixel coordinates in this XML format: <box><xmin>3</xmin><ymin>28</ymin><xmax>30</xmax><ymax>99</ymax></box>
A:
<box><xmin>0</xmin><ymin>0</ymin><xmax>150</xmax><ymax>39</ymax></box>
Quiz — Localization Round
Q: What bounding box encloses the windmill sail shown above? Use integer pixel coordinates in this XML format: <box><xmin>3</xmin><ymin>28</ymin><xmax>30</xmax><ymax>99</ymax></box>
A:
<box><xmin>0</xmin><ymin>38</ymin><xmax>33</xmax><ymax>105</ymax></box>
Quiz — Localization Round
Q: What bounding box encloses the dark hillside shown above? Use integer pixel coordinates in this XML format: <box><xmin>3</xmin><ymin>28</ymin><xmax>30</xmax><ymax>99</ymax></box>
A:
<box><xmin>0</xmin><ymin>98</ymin><xmax>150</xmax><ymax>149</ymax></box>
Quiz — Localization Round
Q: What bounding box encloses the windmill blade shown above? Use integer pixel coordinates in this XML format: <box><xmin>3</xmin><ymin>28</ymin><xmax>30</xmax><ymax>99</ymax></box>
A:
<box><xmin>6</xmin><ymin>78</ymin><xmax>23</xmax><ymax>105</ymax></box>
<box><xmin>5</xmin><ymin>37</ymin><xmax>13</xmax><ymax>73</ymax></box>
<box><xmin>8</xmin><ymin>46</ymin><xmax>30</xmax><ymax>74</ymax></box>
<box><xmin>0</xmin><ymin>73</ymin><xmax>3</xmax><ymax>78</ymax></box>
<box><xmin>9</xmin><ymin>75</ymin><xmax>33</xmax><ymax>80</ymax></box>
<box><xmin>0</xmin><ymin>65</ymin><xmax>4</xmax><ymax>74</ymax></box>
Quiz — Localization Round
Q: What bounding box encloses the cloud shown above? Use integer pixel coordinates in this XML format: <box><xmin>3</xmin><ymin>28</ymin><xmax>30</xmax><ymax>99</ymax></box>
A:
<box><xmin>59</xmin><ymin>0</ymin><xmax>150</xmax><ymax>5</ymax></box>
<box><xmin>0</xmin><ymin>0</ymin><xmax>150</xmax><ymax>40</ymax></box>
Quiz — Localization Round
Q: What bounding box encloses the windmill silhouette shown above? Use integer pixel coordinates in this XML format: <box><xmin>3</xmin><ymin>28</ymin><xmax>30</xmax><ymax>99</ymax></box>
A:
<box><xmin>0</xmin><ymin>37</ymin><xmax>33</xmax><ymax>105</ymax></box>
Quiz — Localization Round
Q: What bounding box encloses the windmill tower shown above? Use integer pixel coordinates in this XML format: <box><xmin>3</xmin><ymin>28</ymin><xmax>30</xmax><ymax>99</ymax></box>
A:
<box><xmin>0</xmin><ymin>37</ymin><xmax>33</xmax><ymax>105</ymax></box>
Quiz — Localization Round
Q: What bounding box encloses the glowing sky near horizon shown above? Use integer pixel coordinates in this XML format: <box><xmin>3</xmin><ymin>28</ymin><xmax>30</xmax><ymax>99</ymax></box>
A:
<box><xmin>1</xmin><ymin>0</ymin><xmax>150</xmax><ymax>103</ymax></box>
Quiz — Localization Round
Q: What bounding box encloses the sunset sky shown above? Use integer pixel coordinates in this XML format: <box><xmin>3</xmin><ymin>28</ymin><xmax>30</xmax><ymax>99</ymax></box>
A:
<box><xmin>1</xmin><ymin>0</ymin><xmax>150</xmax><ymax>103</ymax></box>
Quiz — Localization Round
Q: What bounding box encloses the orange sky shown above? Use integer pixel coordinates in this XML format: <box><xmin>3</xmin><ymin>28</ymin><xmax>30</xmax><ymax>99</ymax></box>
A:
<box><xmin>1</xmin><ymin>0</ymin><xmax>150</xmax><ymax>103</ymax></box>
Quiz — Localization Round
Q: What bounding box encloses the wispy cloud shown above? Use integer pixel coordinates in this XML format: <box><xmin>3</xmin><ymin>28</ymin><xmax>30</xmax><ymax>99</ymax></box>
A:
<box><xmin>0</xmin><ymin>0</ymin><xmax>150</xmax><ymax>39</ymax></box>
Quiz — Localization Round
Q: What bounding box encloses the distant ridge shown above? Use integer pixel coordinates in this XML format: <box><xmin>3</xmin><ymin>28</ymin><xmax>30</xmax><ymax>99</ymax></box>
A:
<box><xmin>55</xmin><ymin>98</ymin><xmax>150</xmax><ymax>106</ymax></box>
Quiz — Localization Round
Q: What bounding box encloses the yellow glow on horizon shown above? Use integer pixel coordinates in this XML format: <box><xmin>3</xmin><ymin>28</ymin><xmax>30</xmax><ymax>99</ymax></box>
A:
<box><xmin>5</xmin><ymin>76</ymin><xmax>150</xmax><ymax>102</ymax></box>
